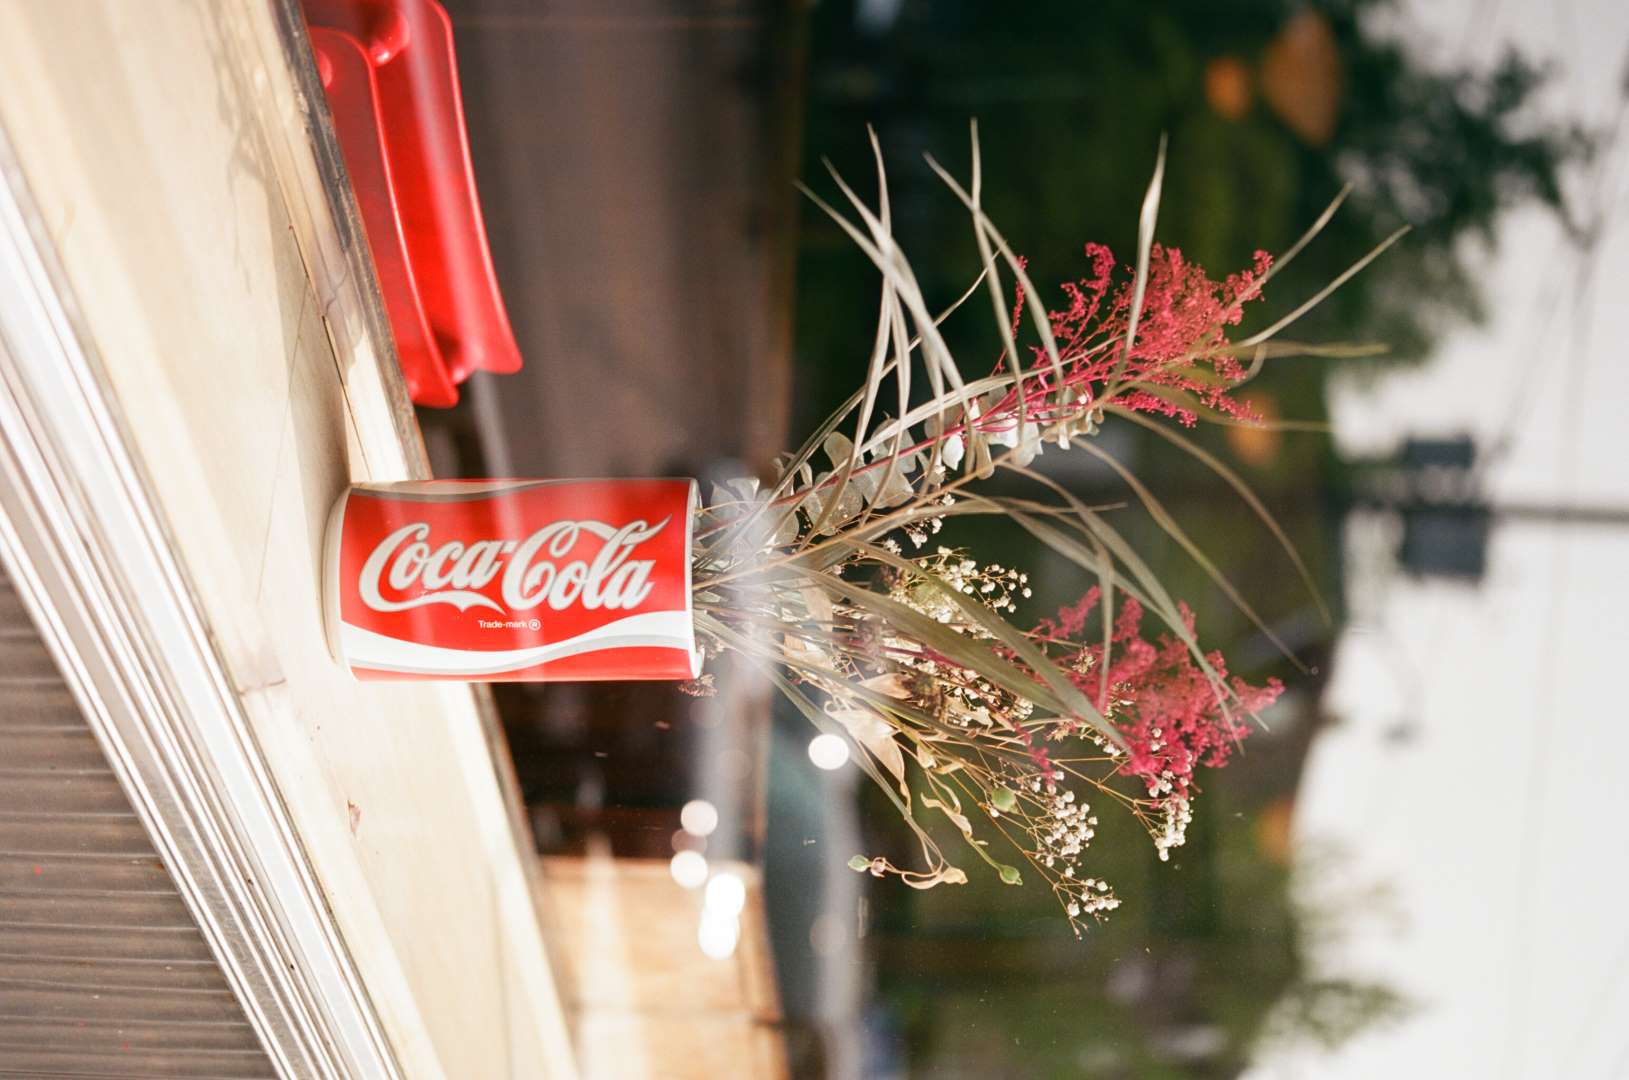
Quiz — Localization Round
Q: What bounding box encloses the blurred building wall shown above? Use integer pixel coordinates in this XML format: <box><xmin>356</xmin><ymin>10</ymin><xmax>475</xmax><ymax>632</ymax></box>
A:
<box><xmin>443</xmin><ymin>0</ymin><xmax>802</xmax><ymax>479</ymax></box>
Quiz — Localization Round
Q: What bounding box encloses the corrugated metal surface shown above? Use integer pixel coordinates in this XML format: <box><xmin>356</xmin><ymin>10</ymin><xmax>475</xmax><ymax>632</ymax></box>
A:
<box><xmin>0</xmin><ymin>568</ymin><xmax>278</xmax><ymax>1078</ymax></box>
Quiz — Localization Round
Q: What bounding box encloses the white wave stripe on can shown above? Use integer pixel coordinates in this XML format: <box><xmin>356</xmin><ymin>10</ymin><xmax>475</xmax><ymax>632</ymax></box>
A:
<box><xmin>341</xmin><ymin>610</ymin><xmax>697</xmax><ymax>676</ymax></box>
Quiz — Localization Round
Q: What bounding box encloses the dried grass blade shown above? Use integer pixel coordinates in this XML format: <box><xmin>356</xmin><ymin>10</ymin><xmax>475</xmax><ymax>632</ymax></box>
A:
<box><xmin>1106</xmin><ymin>403</ymin><xmax>1332</xmax><ymax>626</ymax></box>
<box><xmin>1069</xmin><ymin>439</ymin><xmax>1310</xmax><ymax>672</ymax></box>
<box><xmin>1238</xmin><ymin>225</ymin><xmax>1410</xmax><ymax>348</ymax></box>
<box><xmin>923</xmin><ymin>143</ymin><xmax>1068</xmax><ymax>432</ymax></box>
<box><xmin>814</xmin><ymin>164</ymin><xmax>971</xmax><ymax>406</ymax></box>
<box><xmin>1245</xmin><ymin>183</ymin><xmax>1352</xmax><ymax>298</ymax></box>
<box><xmin>1002</xmin><ymin>466</ymin><xmax>1236</xmax><ymax>713</ymax></box>
<box><xmin>1116</xmin><ymin>382</ymin><xmax>1333</xmax><ymax>432</ymax></box>
<box><xmin>1106</xmin><ymin>136</ymin><xmax>1167</xmax><ymax>395</ymax></box>
<box><xmin>965</xmin><ymin>119</ymin><xmax>1030</xmax><ymax>442</ymax></box>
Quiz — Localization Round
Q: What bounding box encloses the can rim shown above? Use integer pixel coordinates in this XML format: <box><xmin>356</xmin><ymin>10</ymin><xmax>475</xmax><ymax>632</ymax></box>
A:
<box><xmin>680</xmin><ymin>478</ymin><xmax>702</xmax><ymax>680</ymax></box>
<box><xmin>322</xmin><ymin>487</ymin><xmax>353</xmax><ymax>676</ymax></box>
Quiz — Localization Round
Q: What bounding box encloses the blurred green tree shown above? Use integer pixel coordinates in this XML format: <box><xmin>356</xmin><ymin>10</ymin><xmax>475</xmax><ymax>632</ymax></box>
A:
<box><xmin>795</xmin><ymin>0</ymin><xmax>1585</xmax><ymax>421</ymax></box>
<box><xmin>778</xmin><ymin>1</ymin><xmax>1582</xmax><ymax>1074</ymax></box>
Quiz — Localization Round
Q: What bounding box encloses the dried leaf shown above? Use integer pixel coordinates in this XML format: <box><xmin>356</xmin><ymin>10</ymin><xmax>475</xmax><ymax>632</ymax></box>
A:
<box><xmin>823</xmin><ymin>431</ymin><xmax>855</xmax><ymax>466</ymax></box>
<box><xmin>922</xmin><ymin>789</ymin><xmax>974</xmax><ymax>837</ymax></box>
<box><xmin>860</xmin><ymin>672</ymin><xmax>911</xmax><ymax>699</ymax></box>
<box><xmin>829</xmin><ymin>706</ymin><xmax>906</xmax><ymax>790</ymax></box>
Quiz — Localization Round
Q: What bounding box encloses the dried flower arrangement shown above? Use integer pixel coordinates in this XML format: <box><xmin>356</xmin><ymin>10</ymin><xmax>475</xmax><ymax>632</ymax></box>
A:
<box><xmin>688</xmin><ymin>126</ymin><xmax>1402</xmax><ymax>936</ymax></box>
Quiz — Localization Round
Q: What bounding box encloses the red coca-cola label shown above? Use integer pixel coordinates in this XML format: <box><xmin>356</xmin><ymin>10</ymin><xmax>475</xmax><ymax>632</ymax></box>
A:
<box><xmin>324</xmin><ymin>479</ymin><xmax>700</xmax><ymax>681</ymax></box>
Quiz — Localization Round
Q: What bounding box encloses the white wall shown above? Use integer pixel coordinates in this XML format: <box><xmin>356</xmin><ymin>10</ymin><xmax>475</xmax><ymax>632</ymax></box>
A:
<box><xmin>0</xmin><ymin>2</ymin><xmax>577</xmax><ymax>1076</ymax></box>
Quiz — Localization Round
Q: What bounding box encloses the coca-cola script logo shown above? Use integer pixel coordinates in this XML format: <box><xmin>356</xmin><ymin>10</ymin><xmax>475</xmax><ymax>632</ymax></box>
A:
<box><xmin>359</xmin><ymin>516</ymin><xmax>671</xmax><ymax>616</ymax></box>
<box><xmin>329</xmin><ymin>479</ymin><xmax>698</xmax><ymax>681</ymax></box>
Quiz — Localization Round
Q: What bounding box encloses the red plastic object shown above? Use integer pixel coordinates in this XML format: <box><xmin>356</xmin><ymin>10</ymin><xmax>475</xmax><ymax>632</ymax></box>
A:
<box><xmin>324</xmin><ymin>480</ymin><xmax>702</xmax><ymax>681</ymax></box>
<box><xmin>303</xmin><ymin>0</ymin><xmax>521</xmax><ymax>407</ymax></box>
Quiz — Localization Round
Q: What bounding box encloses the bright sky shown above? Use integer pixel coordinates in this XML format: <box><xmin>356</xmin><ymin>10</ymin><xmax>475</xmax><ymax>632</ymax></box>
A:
<box><xmin>1249</xmin><ymin>1</ymin><xmax>1629</xmax><ymax>1076</ymax></box>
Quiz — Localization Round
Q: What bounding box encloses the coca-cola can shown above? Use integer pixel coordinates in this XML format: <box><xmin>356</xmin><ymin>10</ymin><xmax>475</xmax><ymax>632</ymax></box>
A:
<box><xmin>323</xmin><ymin>479</ymin><xmax>701</xmax><ymax>681</ymax></box>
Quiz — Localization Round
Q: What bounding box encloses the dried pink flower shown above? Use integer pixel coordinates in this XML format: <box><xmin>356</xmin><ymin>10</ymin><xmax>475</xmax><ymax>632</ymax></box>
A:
<box><xmin>1036</xmin><ymin>587</ymin><xmax>1283</xmax><ymax>805</ymax></box>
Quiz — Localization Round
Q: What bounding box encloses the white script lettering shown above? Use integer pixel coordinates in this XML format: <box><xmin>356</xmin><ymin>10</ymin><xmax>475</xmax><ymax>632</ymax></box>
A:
<box><xmin>359</xmin><ymin>518</ymin><xmax>670</xmax><ymax>615</ymax></box>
